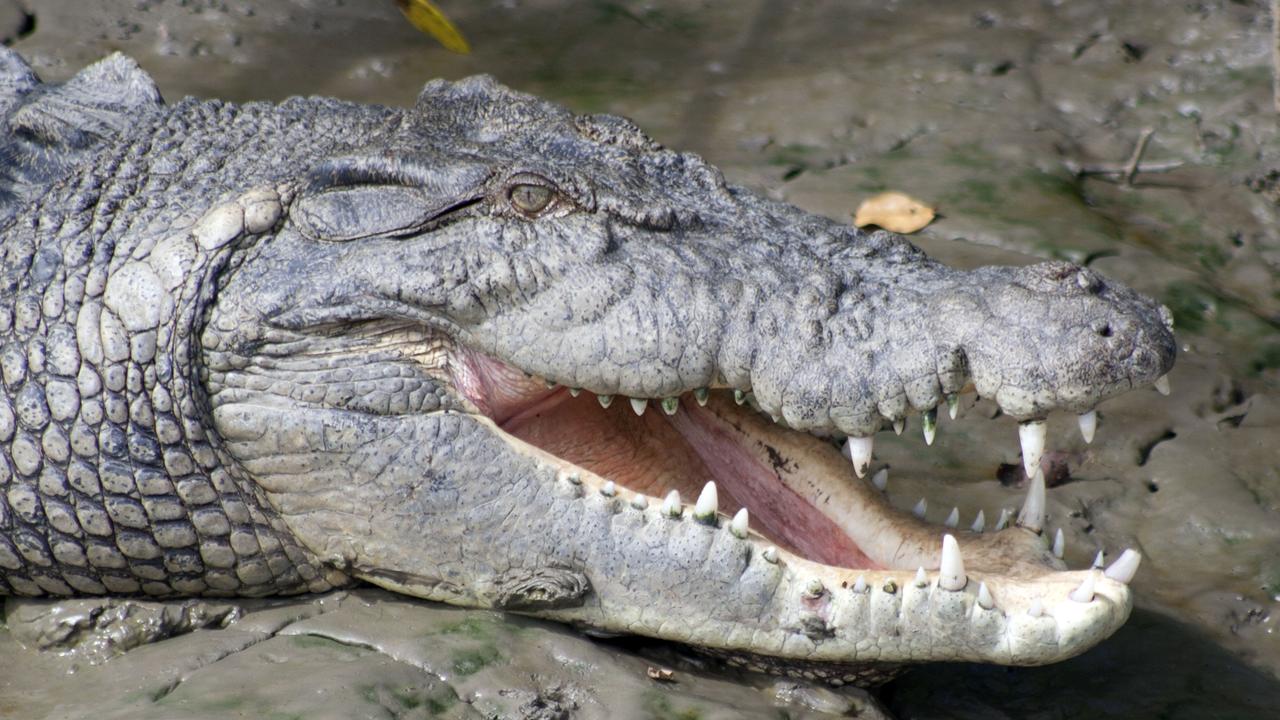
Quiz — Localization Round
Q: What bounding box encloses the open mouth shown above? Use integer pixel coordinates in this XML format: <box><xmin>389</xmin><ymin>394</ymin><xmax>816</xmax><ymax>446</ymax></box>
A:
<box><xmin>448</xmin><ymin>342</ymin><xmax>1143</xmax><ymax>618</ymax></box>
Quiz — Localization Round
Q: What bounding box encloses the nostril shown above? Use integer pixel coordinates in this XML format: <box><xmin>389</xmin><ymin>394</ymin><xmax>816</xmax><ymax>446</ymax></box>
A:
<box><xmin>1098</xmin><ymin>325</ymin><xmax>1112</xmax><ymax>338</ymax></box>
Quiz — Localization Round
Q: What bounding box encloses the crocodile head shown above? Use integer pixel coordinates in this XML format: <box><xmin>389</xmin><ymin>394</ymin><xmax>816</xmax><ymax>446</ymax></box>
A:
<box><xmin>203</xmin><ymin>76</ymin><xmax>1174</xmax><ymax>681</ymax></box>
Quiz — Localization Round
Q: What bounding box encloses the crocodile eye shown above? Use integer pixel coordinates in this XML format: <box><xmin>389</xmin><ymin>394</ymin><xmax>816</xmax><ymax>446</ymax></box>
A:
<box><xmin>509</xmin><ymin>183</ymin><xmax>554</xmax><ymax>215</ymax></box>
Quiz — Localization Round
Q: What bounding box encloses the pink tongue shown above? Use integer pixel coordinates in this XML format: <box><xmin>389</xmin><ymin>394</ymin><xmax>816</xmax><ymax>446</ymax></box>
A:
<box><xmin>667</xmin><ymin>402</ymin><xmax>878</xmax><ymax>569</ymax></box>
<box><xmin>499</xmin><ymin>385</ymin><xmax>876</xmax><ymax>569</ymax></box>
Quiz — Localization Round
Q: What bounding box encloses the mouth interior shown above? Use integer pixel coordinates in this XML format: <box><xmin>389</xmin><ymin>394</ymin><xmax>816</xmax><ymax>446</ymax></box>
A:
<box><xmin>456</xmin><ymin>349</ymin><xmax>880</xmax><ymax>569</ymax></box>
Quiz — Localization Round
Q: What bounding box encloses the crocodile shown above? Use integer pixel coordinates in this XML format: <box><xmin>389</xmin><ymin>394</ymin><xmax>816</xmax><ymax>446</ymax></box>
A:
<box><xmin>0</xmin><ymin>50</ymin><xmax>1174</xmax><ymax>683</ymax></box>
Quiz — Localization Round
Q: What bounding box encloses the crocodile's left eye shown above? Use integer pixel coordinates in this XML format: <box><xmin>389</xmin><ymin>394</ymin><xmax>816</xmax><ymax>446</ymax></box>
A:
<box><xmin>509</xmin><ymin>183</ymin><xmax>555</xmax><ymax>215</ymax></box>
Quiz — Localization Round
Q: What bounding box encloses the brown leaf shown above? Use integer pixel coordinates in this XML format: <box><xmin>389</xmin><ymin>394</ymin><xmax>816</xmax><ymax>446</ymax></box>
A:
<box><xmin>853</xmin><ymin>191</ymin><xmax>936</xmax><ymax>233</ymax></box>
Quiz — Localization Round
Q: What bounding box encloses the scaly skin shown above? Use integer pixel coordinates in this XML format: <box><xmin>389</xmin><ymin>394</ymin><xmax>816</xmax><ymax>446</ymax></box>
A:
<box><xmin>0</xmin><ymin>51</ymin><xmax>1174</xmax><ymax>682</ymax></box>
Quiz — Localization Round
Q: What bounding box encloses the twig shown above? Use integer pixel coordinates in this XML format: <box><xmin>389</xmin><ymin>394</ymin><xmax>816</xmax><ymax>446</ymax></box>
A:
<box><xmin>1067</xmin><ymin>160</ymin><xmax>1184</xmax><ymax>179</ymax></box>
<box><xmin>1123</xmin><ymin>127</ymin><xmax>1156</xmax><ymax>186</ymax></box>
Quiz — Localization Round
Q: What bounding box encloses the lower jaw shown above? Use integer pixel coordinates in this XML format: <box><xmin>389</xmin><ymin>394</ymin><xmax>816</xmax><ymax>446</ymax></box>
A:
<box><xmin>451</xmin><ymin>370</ymin><xmax>1137</xmax><ymax>669</ymax></box>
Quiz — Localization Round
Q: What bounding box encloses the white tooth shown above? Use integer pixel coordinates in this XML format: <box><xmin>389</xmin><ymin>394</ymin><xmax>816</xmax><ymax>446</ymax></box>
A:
<box><xmin>1104</xmin><ymin>549</ymin><xmax>1142</xmax><ymax>584</ymax></box>
<box><xmin>734</xmin><ymin>390</ymin><xmax>747</xmax><ymax>405</ymax></box>
<box><xmin>569</xmin><ymin>387</ymin><xmax>581</xmax><ymax>397</ymax></box>
<box><xmin>922</xmin><ymin>408</ymin><xmax>937</xmax><ymax>446</ymax></box>
<box><xmin>914</xmin><ymin>567</ymin><xmax>928</xmax><ymax>587</ymax></box>
<box><xmin>545</xmin><ymin>379</ymin><xmax>557</xmax><ymax>389</ymax></box>
<box><xmin>1017</xmin><ymin>468</ymin><xmax>1046</xmax><ymax>533</ymax></box>
<box><xmin>1052</xmin><ymin>528</ymin><xmax>1065</xmax><ymax>558</ymax></box>
<box><xmin>564</xmin><ymin>472</ymin><xmax>582</xmax><ymax>485</ymax></box>
<box><xmin>893</xmin><ymin>418</ymin><xmax>905</xmax><ymax>435</ymax></box>
<box><xmin>694</xmin><ymin>388</ymin><xmax>709</xmax><ymax>406</ymax></box>
<box><xmin>761</xmin><ymin>546</ymin><xmax>779</xmax><ymax>564</ymax></box>
<box><xmin>947</xmin><ymin>394</ymin><xmax>959</xmax><ymax>420</ymax></box>
<box><xmin>994</xmin><ymin>507</ymin><xmax>1012</xmax><ymax>531</ymax></box>
<box><xmin>1028</xmin><ymin>599</ymin><xmax>1044</xmax><ymax>617</ymax></box>
<box><xmin>630</xmin><ymin>397</ymin><xmax>648</xmax><ymax>415</ymax></box>
<box><xmin>853</xmin><ymin>575</ymin><xmax>868</xmax><ymax>593</ymax></box>
<box><xmin>805</xmin><ymin>578</ymin><xmax>825</xmax><ymax>596</ymax></box>
<box><xmin>661</xmin><ymin>397</ymin><xmax>679</xmax><ymax>415</ymax></box>
<box><xmin>871</xmin><ymin>467</ymin><xmax>889</xmax><ymax>491</ymax></box>
<box><xmin>1092</xmin><ymin>550</ymin><xmax>1106</xmax><ymax>569</ymax></box>
<box><xmin>1078</xmin><ymin>410</ymin><xmax>1097</xmax><ymax>444</ymax></box>
<box><xmin>1019</xmin><ymin>420</ymin><xmax>1047</xmax><ymax>478</ymax></box>
<box><xmin>939</xmin><ymin>534</ymin><xmax>967</xmax><ymax>591</ymax></box>
<box><xmin>976</xmin><ymin>581</ymin><xmax>994</xmax><ymax>609</ymax></box>
<box><xmin>944</xmin><ymin>507</ymin><xmax>959</xmax><ymax>528</ymax></box>
<box><xmin>694</xmin><ymin>481</ymin><xmax>718</xmax><ymax>520</ymax></box>
<box><xmin>662</xmin><ymin>490</ymin><xmax>681</xmax><ymax>517</ymax></box>
<box><xmin>1154</xmin><ymin>374</ymin><xmax>1171</xmax><ymax>396</ymax></box>
<box><xmin>912</xmin><ymin>498</ymin><xmax>928</xmax><ymax>519</ymax></box>
<box><xmin>842</xmin><ymin>436</ymin><xmax>874</xmax><ymax>478</ymax></box>
<box><xmin>730</xmin><ymin>508</ymin><xmax>749</xmax><ymax>538</ymax></box>
<box><xmin>601</xmin><ymin>481</ymin><xmax>616</xmax><ymax>497</ymax></box>
<box><xmin>630</xmin><ymin>495</ymin><xmax>648</xmax><ymax>510</ymax></box>
<box><xmin>970</xmin><ymin>509</ymin><xmax>986</xmax><ymax>533</ymax></box>
<box><xmin>1069</xmin><ymin>572</ymin><xmax>1096</xmax><ymax>602</ymax></box>
<box><xmin>598</xmin><ymin>394</ymin><xmax>614</xmax><ymax>409</ymax></box>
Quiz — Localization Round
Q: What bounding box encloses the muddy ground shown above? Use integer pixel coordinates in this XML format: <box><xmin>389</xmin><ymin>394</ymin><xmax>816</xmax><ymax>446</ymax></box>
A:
<box><xmin>1</xmin><ymin>0</ymin><xmax>1279</xmax><ymax>718</ymax></box>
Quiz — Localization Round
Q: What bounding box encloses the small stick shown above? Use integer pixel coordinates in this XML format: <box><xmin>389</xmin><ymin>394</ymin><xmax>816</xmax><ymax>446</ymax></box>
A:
<box><xmin>1068</xmin><ymin>160</ymin><xmax>1183</xmax><ymax>178</ymax></box>
<box><xmin>1123</xmin><ymin>127</ymin><xmax>1156</xmax><ymax>186</ymax></box>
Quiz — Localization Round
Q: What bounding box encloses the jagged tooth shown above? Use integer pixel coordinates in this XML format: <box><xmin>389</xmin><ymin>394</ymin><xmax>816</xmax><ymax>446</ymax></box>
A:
<box><xmin>939</xmin><ymin>534</ymin><xmax>967</xmax><ymax>591</ymax></box>
<box><xmin>1052</xmin><ymin>528</ymin><xmax>1065</xmax><ymax>559</ymax></box>
<box><xmin>1028</xmin><ymin>599</ymin><xmax>1044</xmax><ymax>617</ymax></box>
<box><xmin>1017</xmin><ymin>468</ymin><xmax>1046</xmax><ymax>533</ymax></box>
<box><xmin>871</xmin><ymin>467</ymin><xmax>889</xmax><ymax>491</ymax></box>
<box><xmin>601</xmin><ymin>480</ymin><xmax>616</xmax><ymax>497</ymax></box>
<box><xmin>1018</xmin><ymin>419</ymin><xmax>1047</xmax><ymax>478</ymax></box>
<box><xmin>1092</xmin><ymin>550</ymin><xmax>1106</xmax><ymax>569</ymax></box>
<box><xmin>1069</xmin><ymin>572</ymin><xmax>1096</xmax><ymax>602</ymax></box>
<box><xmin>630</xmin><ymin>397</ymin><xmax>648</xmax><ymax>416</ymax></box>
<box><xmin>564</xmin><ymin>472</ymin><xmax>581</xmax><ymax>485</ymax></box>
<box><xmin>994</xmin><ymin>507</ymin><xmax>1011</xmax><ymax>531</ymax></box>
<box><xmin>761</xmin><ymin>546</ymin><xmax>779</xmax><ymax>564</ymax></box>
<box><xmin>545</xmin><ymin>379</ymin><xmax>557</xmax><ymax>389</ymax></box>
<box><xmin>1078</xmin><ymin>410</ymin><xmax>1097</xmax><ymax>444</ymax></box>
<box><xmin>852</xmin><ymin>575</ymin><xmax>868</xmax><ymax>593</ymax></box>
<box><xmin>970</xmin><ymin>509</ymin><xmax>986</xmax><ymax>533</ymax></box>
<box><xmin>630</xmin><ymin>495</ymin><xmax>648</xmax><ymax>510</ymax></box>
<box><xmin>597</xmin><ymin>394</ymin><xmax>614</xmax><ymax>409</ymax></box>
<box><xmin>842</xmin><ymin>436</ymin><xmax>873</xmax><ymax>478</ymax></box>
<box><xmin>976</xmin><ymin>581</ymin><xmax>994</xmax><ymax>610</ymax></box>
<box><xmin>914</xmin><ymin>567</ymin><xmax>928</xmax><ymax>587</ymax></box>
<box><xmin>569</xmin><ymin>387</ymin><xmax>581</xmax><ymax>397</ymax></box>
<box><xmin>661</xmin><ymin>397</ymin><xmax>679</xmax><ymax>415</ymax></box>
<box><xmin>947</xmin><ymin>394</ymin><xmax>959</xmax><ymax>420</ymax></box>
<box><xmin>912</xmin><ymin>498</ymin><xmax>928</xmax><ymax>519</ymax></box>
<box><xmin>1154</xmin><ymin>374</ymin><xmax>1171</xmax><ymax>396</ymax></box>
<box><xmin>944</xmin><ymin>507</ymin><xmax>959</xmax><ymax>528</ymax></box>
<box><xmin>694</xmin><ymin>387</ymin><xmax>709</xmax><ymax>406</ymax></box>
<box><xmin>893</xmin><ymin>418</ymin><xmax>905</xmax><ymax>435</ymax></box>
<box><xmin>1104</xmin><ymin>549</ymin><xmax>1142</xmax><ymax>584</ymax></box>
<box><xmin>730</xmin><ymin>508</ymin><xmax>749</xmax><ymax>538</ymax></box>
<box><xmin>922</xmin><ymin>407</ymin><xmax>937</xmax><ymax>446</ymax></box>
<box><xmin>662</xmin><ymin>490</ymin><xmax>682</xmax><ymax>517</ymax></box>
<box><xmin>734</xmin><ymin>389</ymin><xmax>747</xmax><ymax>405</ymax></box>
<box><xmin>694</xmin><ymin>481</ymin><xmax>718</xmax><ymax>520</ymax></box>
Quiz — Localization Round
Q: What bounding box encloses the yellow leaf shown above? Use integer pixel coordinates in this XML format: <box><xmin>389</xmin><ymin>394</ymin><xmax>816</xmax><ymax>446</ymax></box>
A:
<box><xmin>853</xmin><ymin>191</ymin><xmax>936</xmax><ymax>233</ymax></box>
<box><xmin>395</xmin><ymin>0</ymin><xmax>471</xmax><ymax>54</ymax></box>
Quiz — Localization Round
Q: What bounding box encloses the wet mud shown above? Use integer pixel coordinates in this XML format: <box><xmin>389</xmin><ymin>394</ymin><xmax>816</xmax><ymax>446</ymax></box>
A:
<box><xmin>3</xmin><ymin>1</ymin><xmax>1279</xmax><ymax>717</ymax></box>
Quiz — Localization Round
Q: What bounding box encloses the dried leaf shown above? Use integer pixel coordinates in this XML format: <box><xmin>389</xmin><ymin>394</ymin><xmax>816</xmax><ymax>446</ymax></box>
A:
<box><xmin>853</xmin><ymin>191</ymin><xmax>936</xmax><ymax>233</ymax></box>
<box><xmin>395</xmin><ymin>0</ymin><xmax>471</xmax><ymax>54</ymax></box>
